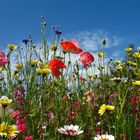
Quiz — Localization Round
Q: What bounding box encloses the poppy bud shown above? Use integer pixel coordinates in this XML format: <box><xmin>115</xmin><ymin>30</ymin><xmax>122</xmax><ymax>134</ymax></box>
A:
<box><xmin>102</xmin><ymin>39</ymin><xmax>106</xmax><ymax>46</ymax></box>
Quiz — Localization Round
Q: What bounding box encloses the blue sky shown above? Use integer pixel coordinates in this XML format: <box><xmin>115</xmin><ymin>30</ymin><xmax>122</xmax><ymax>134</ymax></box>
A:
<box><xmin>0</xmin><ymin>0</ymin><xmax>140</xmax><ymax>58</ymax></box>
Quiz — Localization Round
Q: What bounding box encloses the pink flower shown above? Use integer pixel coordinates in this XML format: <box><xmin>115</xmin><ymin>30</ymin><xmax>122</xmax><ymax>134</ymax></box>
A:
<box><xmin>12</xmin><ymin>111</ymin><xmax>19</xmax><ymax>120</ymax></box>
<box><xmin>80</xmin><ymin>76</ymin><xmax>86</xmax><ymax>81</ymax></box>
<box><xmin>63</xmin><ymin>95</ymin><xmax>68</xmax><ymax>100</ymax></box>
<box><xmin>14</xmin><ymin>90</ymin><xmax>19</xmax><ymax>97</ymax></box>
<box><xmin>73</xmin><ymin>100</ymin><xmax>81</xmax><ymax>109</ymax></box>
<box><xmin>16</xmin><ymin>118</ymin><xmax>28</xmax><ymax>133</ymax></box>
<box><xmin>0</xmin><ymin>49</ymin><xmax>8</xmax><ymax>67</ymax></box>
<box><xmin>71</xmin><ymin>111</ymin><xmax>76</xmax><ymax>118</ymax></box>
<box><xmin>131</xmin><ymin>95</ymin><xmax>136</xmax><ymax>105</ymax></box>
<box><xmin>47</xmin><ymin>111</ymin><xmax>54</xmax><ymax>119</ymax></box>
<box><xmin>68</xmin><ymin>111</ymin><xmax>77</xmax><ymax>122</ymax></box>
<box><xmin>20</xmin><ymin>86</ymin><xmax>25</xmax><ymax>94</ymax></box>
<box><xmin>24</xmin><ymin>136</ymin><xmax>32</xmax><ymax>140</ymax></box>
<box><xmin>14</xmin><ymin>89</ymin><xmax>24</xmax><ymax>103</ymax></box>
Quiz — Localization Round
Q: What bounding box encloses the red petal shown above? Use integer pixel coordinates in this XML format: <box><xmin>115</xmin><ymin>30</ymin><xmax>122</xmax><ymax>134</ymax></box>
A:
<box><xmin>60</xmin><ymin>40</ymin><xmax>82</xmax><ymax>54</ymax></box>
<box><xmin>51</xmin><ymin>68</ymin><xmax>61</xmax><ymax>77</ymax></box>
<box><xmin>48</xmin><ymin>58</ymin><xmax>66</xmax><ymax>69</ymax></box>
<box><xmin>73</xmin><ymin>48</ymin><xmax>83</xmax><ymax>54</ymax></box>
<box><xmin>71</xmin><ymin>41</ymin><xmax>78</xmax><ymax>47</ymax></box>
<box><xmin>79</xmin><ymin>52</ymin><xmax>94</xmax><ymax>67</ymax></box>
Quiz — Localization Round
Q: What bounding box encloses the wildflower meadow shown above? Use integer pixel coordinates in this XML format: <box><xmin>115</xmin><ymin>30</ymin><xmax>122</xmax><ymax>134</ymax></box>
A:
<box><xmin>0</xmin><ymin>18</ymin><xmax>140</xmax><ymax>140</ymax></box>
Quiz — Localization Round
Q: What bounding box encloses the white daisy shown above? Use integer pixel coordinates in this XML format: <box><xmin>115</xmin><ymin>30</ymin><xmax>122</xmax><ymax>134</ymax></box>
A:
<box><xmin>58</xmin><ymin>124</ymin><xmax>83</xmax><ymax>136</ymax></box>
<box><xmin>94</xmin><ymin>134</ymin><xmax>114</xmax><ymax>140</ymax></box>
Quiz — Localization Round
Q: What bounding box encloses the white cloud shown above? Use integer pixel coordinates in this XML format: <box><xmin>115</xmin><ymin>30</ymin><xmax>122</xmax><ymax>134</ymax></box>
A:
<box><xmin>111</xmin><ymin>50</ymin><xmax>121</xmax><ymax>58</ymax></box>
<box><xmin>65</xmin><ymin>30</ymin><xmax>123</xmax><ymax>52</ymax></box>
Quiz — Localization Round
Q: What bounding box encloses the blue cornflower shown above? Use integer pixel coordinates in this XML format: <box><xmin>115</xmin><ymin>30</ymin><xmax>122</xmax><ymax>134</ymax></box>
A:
<box><xmin>22</xmin><ymin>39</ymin><xmax>29</xmax><ymax>45</ymax></box>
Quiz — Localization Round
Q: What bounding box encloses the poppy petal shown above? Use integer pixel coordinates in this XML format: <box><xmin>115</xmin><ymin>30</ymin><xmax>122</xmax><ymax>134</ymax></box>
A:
<box><xmin>79</xmin><ymin>52</ymin><xmax>94</xmax><ymax>67</ymax></box>
<box><xmin>48</xmin><ymin>58</ymin><xmax>66</xmax><ymax>69</ymax></box>
<box><xmin>73</xmin><ymin>48</ymin><xmax>83</xmax><ymax>54</ymax></box>
<box><xmin>51</xmin><ymin>68</ymin><xmax>61</xmax><ymax>77</ymax></box>
<box><xmin>60</xmin><ymin>40</ymin><xmax>82</xmax><ymax>54</ymax></box>
<box><xmin>48</xmin><ymin>58</ymin><xmax>66</xmax><ymax>77</ymax></box>
<box><xmin>71</xmin><ymin>41</ymin><xmax>78</xmax><ymax>47</ymax></box>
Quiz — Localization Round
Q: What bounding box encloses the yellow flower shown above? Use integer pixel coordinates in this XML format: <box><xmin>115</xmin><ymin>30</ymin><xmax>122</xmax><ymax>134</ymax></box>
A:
<box><xmin>42</xmin><ymin>68</ymin><xmax>51</xmax><ymax>75</ymax></box>
<box><xmin>125</xmin><ymin>47</ymin><xmax>133</xmax><ymax>53</ymax></box>
<box><xmin>0</xmin><ymin>122</ymin><xmax>18</xmax><ymax>138</ymax></box>
<box><xmin>55</xmin><ymin>55</ymin><xmax>64</xmax><ymax>60</ymax></box>
<box><xmin>0</xmin><ymin>96</ymin><xmax>12</xmax><ymax>106</ymax></box>
<box><xmin>132</xmin><ymin>81</ymin><xmax>140</xmax><ymax>86</ymax></box>
<box><xmin>97</xmin><ymin>52</ymin><xmax>104</xmax><ymax>57</ymax></box>
<box><xmin>14</xmin><ymin>74</ymin><xmax>19</xmax><ymax>79</ymax></box>
<box><xmin>106</xmin><ymin>105</ymin><xmax>115</xmax><ymax>111</ymax></box>
<box><xmin>36</xmin><ymin>68</ymin><xmax>43</xmax><ymax>75</ymax></box>
<box><xmin>16</xmin><ymin>64</ymin><xmax>23</xmax><ymax>69</ymax></box>
<box><xmin>98</xmin><ymin>66</ymin><xmax>104</xmax><ymax>70</ymax></box>
<box><xmin>115</xmin><ymin>60</ymin><xmax>121</xmax><ymax>65</ymax></box>
<box><xmin>115</xmin><ymin>65</ymin><xmax>123</xmax><ymax>71</ymax></box>
<box><xmin>133</xmin><ymin>52</ymin><xmax>140</xmax><ymax>58</ymax></box>
<box><xmin>8</xmin><ymin>44</ymin><xmax>17</xmax><ymax>50</ymax></box>
<box><xmin>28</xmin><ymin>60</ymin><xmax>38</xmax><ymax>66</ymax></box>
<box><xmin>39</xmin><ymin>62</ymin><xmax>49</xmax><ymax>69</ymax></box>
<box><xmin>12</xmin><ymin>70</ymin><xmax>19</xmax><ymax>76</ymax></box>
<box><xmin>98</xmin><ymin>104</ymin><xmax>106</xmax><ymax>115</ymax></box>
<box><xmin>51</xmin><ymin>45</ymin><xmax>58</xmax><ymax>51</ymax></box>
<box><xmin>88</xmin><ymin>74</ymin><xmax>97</xmax><ymax>79</ymax></box>
<box><xmin>0</xmin><ymin>122</ymin><xmax>7</xmax><ymax>137</ymax></box>
<box><xmin>98</xmin><ymin>104</ymin><xmax>114</xmax><ymax>116</ymax></box>
<box><xmin>127</xmin><ymin>61</ymin><xmax>137</xmax><ymax>67</ymax></box>
<box><xmin>36</xmin><ymin>68</ymin><xmax>51</xmax><ymax>75</ymax></box>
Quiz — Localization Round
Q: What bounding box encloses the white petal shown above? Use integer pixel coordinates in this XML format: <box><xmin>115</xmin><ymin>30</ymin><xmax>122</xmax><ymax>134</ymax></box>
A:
<box><xmin>77</xmin><ymin>130</ymin><xmax>83</xmax><ymax>135</ymax></box>
<box><xmin>70</xmin><ymin>131</ymin><xmax>75</xmax><ymax>136</ymax></box>
<box><xmin>58</xmin><ymin>128</ymin><xmax>68</xmax><ymax>135</ymax></box>
<box><xmin>69</xmin><ymin>124</ymin><xmax>74</xmax><ymax>130</ymax></box>
<box><xmin>73</xmin><ymin>125</ymin><xmax>79</xmax><ymax>131</ymax></box>
<box><xmin>94</xmin><ymin>137</ymin><xmax>99</xmax><ymax>140</ymax></box>
<box><xmin>64</xmin><ymin>125</ymin><xmax>69</xmax><ymax>130</ymax></box>
<box><xmin>94</xmin><ymin>134</ymin><xmax>114</xmax><ymax>140</ymax></box>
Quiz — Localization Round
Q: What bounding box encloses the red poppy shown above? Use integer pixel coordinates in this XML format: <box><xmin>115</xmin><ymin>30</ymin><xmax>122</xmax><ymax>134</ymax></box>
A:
<box><xmin>48</xmin><ymin>58</ymin><xmax>66</xmax><ymax>77</ymax></box>
<box><xmin>60</xmin><ymin>40</ymin><xmax>83</xmax><ymax>54</ymax></box>
<box><xmin>79</xmin><ymin>52</ymin><xmax>94</xmax><ymax>67</ymax></box>
<box><xmin>0</xmin><ymin>50</ymin><xmax>8</xmax><ymax>67</ymax></box>
<box><xmin>80</xmin><ymin>76</ymin><xmax>86</xmax><ymax>81</ymax></box>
